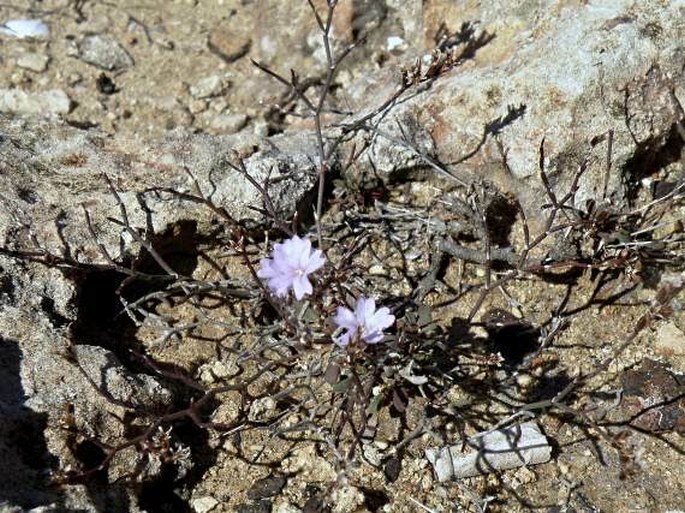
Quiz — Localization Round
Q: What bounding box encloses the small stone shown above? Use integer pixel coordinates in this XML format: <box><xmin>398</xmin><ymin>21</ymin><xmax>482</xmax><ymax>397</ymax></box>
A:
<box><xmin>387</xmin><ymin>36</ymin><xmax>407</xmax><ymax>53</ymax></box>
<box><xmin>331</xmin><ymin>486</ymin><xmax>365</xmax><ymax>513</ymax></box>
<box><xmin>655</xmin><ymin>322</ymin><xmax>685</xmax><ymax>356</ymax></box>
<box><xmin>621</xmin><ymin>359</ymin><xmax>685</xmax><ymax>433</ymax></box>
<box><xmin>248</xmin><ymin>396</ymin><xmax>276</xmax><ymax>422</ymax></box>
<box><xmin>189</xmin><ymin>75</ymin><xmax>228</xmax><ymax>99</ymax></box>
<box><xmin>515</xmin><ymin>466</ymin><xmax>536</xmax><ymax>484</ymax></box>
<box><xmin>247</xmin><ymin>475</ymin><xmax>286</xmax><ymax>500</ymax></box>
<box><xmin>192</xmin><ymin>496</ymin><xmax>219</xmax><ymax>513</ymax></box>
<box><xmin>210</xmin><ymin>112</ymin><xmax>248</xmax><ymax>134</ymax></box>
<box><xmin>16</xmin><ymin>53</ymin><xmax>49</xmax><ymax>72</ymax></box>
<box><xmin>384</xmin><ymin>457</ymin><xmax>401</xmax><ymax>482</ymax></box>
<box><xmin>208</xmin><ymin>27</ymin><xmax>251</xmax><ymax>63</ymax></box>
<box><xmin>0</xmin><ymin>19</ymin><xmax>49</xmax><ymax>39</ymax></box>
<box><xmin>189</xmin><ymin>99</ymin><xmax>207</xmax><ymax>114</ymax></box>
<box><xmin>0</xmin><ymin>88</ymin><xmax>70</xmax><ymax>115</ymax></box>
<box><xmin>77</xmin><ymin>35</ymin><xmax>134</xmax><ymax>70</ymax></box>
<box><xmin>426</xmin><ymin>421</ymin><xmax>552</xmax><ymax>481</ymax></box>
<box><xmin>236</xmin><ymin>501</ymin><xmax>271</xmax><ymax>513</ymax></box>
<box><xmin>66</xmin><ymin>72</ymin><xmax>83</xmax><ymax>86</ymax></box>
<box><xmin>273</xmin><ymin>501</ymin><xmax>302</xmax><ymax>513</ymax></box>
<box><xmin>362</xmin><ymin>444</ymin><xmax>383</xmax><ymax>466</ymax></box>
<box><xmin>211</xmin><ymin>360</ymin><xmax>237</xmax><ymax>378</ymax></box>
<box><xmin>211</xmin><ymin>97</ymin><xmax>229</xmax><ymax>112</ymax></box>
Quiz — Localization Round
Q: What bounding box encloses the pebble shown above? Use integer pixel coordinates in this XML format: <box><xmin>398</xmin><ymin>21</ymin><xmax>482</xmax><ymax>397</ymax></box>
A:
<box><xmin>655</xmin><ymin>321</ymin><xmax>685</xmax><ymax>356</ymax></box>
<box><xmin>188</xmin><ymin>99</ymin><xmax>207</xmax><ymax>114</ymax></box>
<box><xmin>273</xmin><ymin>502</ymin><xmax>302</xmax><ymax>513</ymax></box>
<box><xmin>192</xmin><ymin>496</ymin><xmax>219</xmax><ymax>513</ymax></box>
<box><xmin>362</xmin><ymin>443</ymin><xmax>383</xmax><ymax>466</ymax></box>
<box><xmin>247</xmin><ymin>475</ymin><xmax>286</xmax><ymax>500</ymax></box>
<box><xmin>189</xmin><ymin>75</ymin><xmax>228</xmax><ymax>99</ymax></box>
<box><xmin>426</xmin><ymin>421</ymin><xmax>552</xmax><ymax>481</ymax></box>
<box><xmin>387</xmin><ymin>36</ymin><xmax>407</xmax><ymax>53</ymax></box>
<box><xmin>209</xmin><ymin>112</ymin><xmax>248</xmax><ymax>134</ymax></box>
<box><xmin>0</xmin><ymin>19</ymin><xmax>49</xmax><ymax>39</ymax></box>
<box><xmin>16</xmin><ymin>53</ymin><xmax>49</xmax><ymax>72</ymax></box>
<box><xmin>235</xmin><ymin>501</ymin><xmax>272</xmax><ymax>513</ymax></box>
<box><xmin>76</xmin><ymin>34</ymin><xmax>134</xmax><ymax>70</ymax></box>
<box><xmin>384</xmin><ymin>457</ymin><xmax>401</xmax><ymax>482</ymax></box>
<box><xmin>331</xmin><ymin>485</ymin><xmax>365</xmax><ymax>513</ymax></box>
<box><xmin>0</xmin><ymin>88</ymin><xmax>70</xmax><ymax>114</ymax></box>
<box><xmin>208</xmin><ymin>27</ymin><xmax>251</xmax><ymax>62</ymax></box>
<box><xmin>247</xmin><ymin>396</ymin><xmax>276</xmax><ymax>422</ymax></box>
<box><xmin>621</xmin><ymin>359</ymin><xmax>685</xmax><ymax>433</ymax></box>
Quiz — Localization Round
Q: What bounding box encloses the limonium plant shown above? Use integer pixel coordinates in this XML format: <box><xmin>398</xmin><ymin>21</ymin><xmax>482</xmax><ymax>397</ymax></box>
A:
<box><xmin>334</xmin><ymin>297</ymin><xmax>395</xmax><ymax>347</ymax></box>
<box><xmin>257</xmin><ymin>235</ymin><xmax>395</xmax><ymax>347</ymax></box>
<box><xmin>257</xmin><ymin>235</ymin><xmax>326</xmax><ymax>300</ymax></box>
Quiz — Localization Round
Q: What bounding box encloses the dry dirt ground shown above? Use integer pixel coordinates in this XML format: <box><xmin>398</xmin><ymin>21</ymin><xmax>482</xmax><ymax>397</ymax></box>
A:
<box><xmin>1</xmin><ymin>1</ymin><xmax>684</xmax><ymax>512</ymax></box>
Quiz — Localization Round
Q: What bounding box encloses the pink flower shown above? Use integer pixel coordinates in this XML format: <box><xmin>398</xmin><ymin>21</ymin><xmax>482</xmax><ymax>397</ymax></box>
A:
<box><xmin>257</xmin><ymin>235</ymin><xmax>326</xmax><ymax>300</ymax></box>
<box><xmin>334</xmin><ymin>297</ymin><xmax>395</xmax><ymax>347</ymax></box>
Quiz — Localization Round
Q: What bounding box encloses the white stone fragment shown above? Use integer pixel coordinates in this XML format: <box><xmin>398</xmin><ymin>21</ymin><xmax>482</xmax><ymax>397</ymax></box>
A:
<box><xmin>1</xmin><ymin>19</ymin><xmax>49</xmax><ymax>39</ymax></box>
<box><xmin>387</xmin><ymin>36</ymin><xmax>406</xmax><ymax>52</ymax></box>
<box><xmin>0</xmin><ymin>88</ymin><xmax>70</xmax><ymax>115</ymax></box>
<box><xmin>189</xmin><ymin>75</ymin><xmax>228</xmax><ymax>99</ymax></box>
<box><xmin>192</xmin><ymin>496</ymin><xmax>219</xmax><ymax>513</ymax></box>
<box><xmin>426</xmin><ymin>421</ymin><xmax>551</xmax><ymax>481</ymax></box>
<box><xmin>656</xmin><ymin>322</ymin><xmax>685</xmax><ymax>356</ymax></box>
<box><xmin>17</xmin><ymin>53</ymin><xmax>49</xmax><ymax>72</ymax></box>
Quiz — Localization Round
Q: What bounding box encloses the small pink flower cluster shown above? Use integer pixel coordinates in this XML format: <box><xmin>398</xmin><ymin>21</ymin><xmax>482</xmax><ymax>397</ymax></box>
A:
<box><xmin>257</xmin><ymin>235</ymin><xmax>395</xmax><ymax>347</ymax></box>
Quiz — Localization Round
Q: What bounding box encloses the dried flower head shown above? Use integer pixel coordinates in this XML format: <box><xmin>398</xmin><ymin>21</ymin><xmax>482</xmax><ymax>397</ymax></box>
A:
<box><xmin>257</xmin><ymin>235</ymin><xmax>326</xmax><ymax>300</ymax></box>
<box><xmin>334</xmin><ymin>296</ymin><xmax>395</xmax><ymax>347</ymax></box>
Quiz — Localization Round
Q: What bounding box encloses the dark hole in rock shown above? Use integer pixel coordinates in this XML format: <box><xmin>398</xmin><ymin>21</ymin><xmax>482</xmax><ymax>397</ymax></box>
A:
<box><xmin>40</xmin><ymin>296</ymin><xmax>70</xmax><ymax>328</ymax></box>
<box><xmin>16</xmin><ymin>187</ymin><xmax>38</xmax><ymax>204</ymax></box>
<box><xmin>624</xmin><ymin>122</ymin><xmax>685</xmax><ymax>200</ymax></box>
<box><xmin>70</xmin><ymin>220</ymin><xmax>202</xmax><ymax>358</ymax></box>
<box><xmin>0</xmin><ymin>269</ymin><xmax>15</xmax><ymax>302</ymax></box>
<box><xmin>481</xmin><ymin>308</ymin><xmax>540</xmax><ymax>364</ymax></box>
<box><xmin>303</xmin><ymin>484</ymin><xmax>329</xmax><ymax>513</ymax></box>
<box><xmin>485</xmin><ymin>193</ymin><xmax>519</xmax><ymax>247</ymax></box>
<box><xmin>10</xmin><ymin>414</ymin><xmax>55</xmax><ymax>471</ymax></box>
<box><xmin>69</xmin><ymin>268</ymin><xmax>140</xmax><ymax>368</ymax></box>
<box><xmin>362</xmin><ymin>487</ymin><xmax>390</xmax><ymax>511</ymax></box>
<box><xmin>138</xmin><ymin>464</ymin><xmax>192</xmax><ymax>513</ymax></box>
<box><xmin>72</xmin><ymin>440</ymin><xmax>107</xmax><ymax>479</ymax></box>
<box><xmin>303</xmin><ymin>495</ymin><xmax>328</xmax><ymax>513</ymax></box>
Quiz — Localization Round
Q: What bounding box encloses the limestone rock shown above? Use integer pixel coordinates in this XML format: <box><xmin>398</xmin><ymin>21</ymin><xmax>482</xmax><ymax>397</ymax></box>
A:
<box><xmin>76</xmin><ymin>35</ymin><xmax>134</xmax><ymax>71</ymax></box>
<box><xmin>0</xmin><ymin>89</ymin><xmax>70</xmax><ymax>115</ymax></box>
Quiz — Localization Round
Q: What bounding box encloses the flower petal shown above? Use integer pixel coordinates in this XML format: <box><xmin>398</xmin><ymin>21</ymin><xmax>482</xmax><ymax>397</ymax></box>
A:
<box><xmin>355</xmin><ymin>297</ymin><xmax>376</xmax><ymax>325</ymax></box>
<box><xmin>268</xmin><ymin>275</ymin><xmax>292</xmax><ymax>297</ymax></box>
<box><xmin>334</xmin><ymin>306</ymin><xmax>358</xmax><ymax>332</ymax></box>
<box><xmin>305</xmin><ymin>249</ymin><xmax>326</xmax><ymax>273</ymax></box>
<box><xmin>362</xmin><ymin>329</ymin><xmax>385</xmax><ymax>344</ymax></box>
<box><xmin>292</xmin><ymin>275</ymin><xmax>313</xmax><ymax>300</ymax></box>
<box><xmin>257</xmin><ymin>258</ymin><xmax>277</xmax><ymax>278</ymax></box>
<box><xmin>369</xmin><ymin>307</ymin><xmax>395</xmax><ymax>332</ymax></box>
<box><xmin>334</xmin><ymin>331</ymin><xmax>352</xmax><ymax>347</ymax></box>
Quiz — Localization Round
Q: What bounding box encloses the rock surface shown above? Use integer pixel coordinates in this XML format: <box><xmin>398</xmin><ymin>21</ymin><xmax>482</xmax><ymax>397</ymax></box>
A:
<box><xmin>344</xmin><ymin>0</ymin><xmax>685</xmax><ymax>215</ymax></box>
